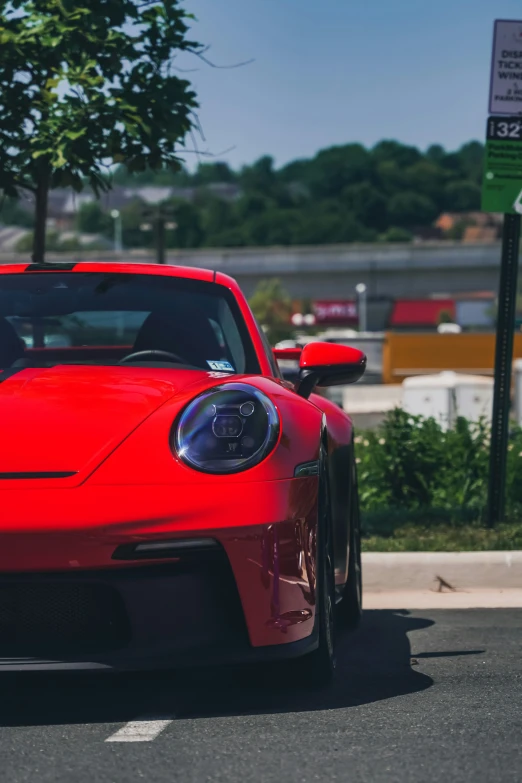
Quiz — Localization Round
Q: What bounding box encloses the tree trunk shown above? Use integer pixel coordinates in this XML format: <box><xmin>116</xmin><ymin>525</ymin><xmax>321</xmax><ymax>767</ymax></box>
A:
<box><xmin>32</xmin><ymin>169</ymin><xmax>50</xmax><ymax>264</ymax></box>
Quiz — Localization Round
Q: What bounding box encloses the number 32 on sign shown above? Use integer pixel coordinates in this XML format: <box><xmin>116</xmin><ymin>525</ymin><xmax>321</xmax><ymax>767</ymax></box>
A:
<box><xmin>482</xmin><ymin>116</ymin><xmax>522</xmax><ymax>213</ymax></box>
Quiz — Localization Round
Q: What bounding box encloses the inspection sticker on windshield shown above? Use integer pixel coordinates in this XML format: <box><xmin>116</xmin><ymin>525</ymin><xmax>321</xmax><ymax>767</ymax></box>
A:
<box><xmin>207</xmin><ymin>360</ymin><xmax>234</xmax><ymax>372</ymax></box>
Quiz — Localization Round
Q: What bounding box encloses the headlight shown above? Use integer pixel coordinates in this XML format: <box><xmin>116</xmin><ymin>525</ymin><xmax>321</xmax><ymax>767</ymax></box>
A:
<box><xmin>173</xmin><ymin>383</ymin><xmax>280</xmax><ymax>474</ymax></box>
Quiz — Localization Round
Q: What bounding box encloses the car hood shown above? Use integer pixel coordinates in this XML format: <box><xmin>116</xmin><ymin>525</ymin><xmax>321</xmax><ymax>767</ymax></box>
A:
<box><xmin>0</xmin><ymin>365</ymin><xmax>231</xmax><ymax>486</ymax></box>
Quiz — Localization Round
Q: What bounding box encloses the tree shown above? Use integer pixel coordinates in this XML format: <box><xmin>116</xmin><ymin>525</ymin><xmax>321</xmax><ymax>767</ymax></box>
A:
<box><xmin>112</xmin><ymin>162</ymin><xmax>192</xmax><ymax>187</ymax></box>
<box><xmin>308</xmin><ymin>144</ymin><xmax>372</xmax><ymax>199</ymax></box>
<box><xmin>457</xmin><ymin>141</ymin><xmax>484</xmax><ymax>182</ymax></box>
<box><xmin>342</xmin><ymin>183</ymin><xmax>388</xmax><ymax>232</ymax></box>
<box><xmin>444</xmin><ymin>181</ymin><xmax>481</xmax><ymax>212</ymax></box>
<box><xmin>244</xmin><ymin>210</ymin><xmax>304</xmax><ymax>246</ymax></box>
<box><xmin>0</xmin><ymin>197</ymin><xmax>34</xmax><ymax>227</ymax></box>
<box><xmin>426</xmin><ymin>144</ymin><xmax>446</xmax><ymax>164</ymax></box>
<box><xmin>166</xmin><ymin>200</ymin><xmax>203</xmax><ymax>248</ymax></box>
<box><xmin>76</xmin><ymin>201</ymin><xmax>111</xmax><ymax>234</ymax></box>
<box><xmin>372</xmin><ymin>140</ymin><xmax>422</xmax><ymax>168</ymax></box>
<box><xmin>0</xmin><ymin>0</ymin><xmax>201</xmax><ymax>263</ymax></box>
<box><xmin>193</xmin><ymin>161</ymin><xmax>237</xmax><ymax>186</ymax></box>
<box><xmin>388</xmin><ymin>191</ymin><xmax>438</xmax><ymax>227</ymax></box>
<box><xmin>438</xmin><ymin>310</ymin><xmax>454</xmax><ymax>325</ymax></box>
<box><xmin>404</xmin><ymin>161</ymin><xmax>446</xmax><ymax>207</ymax></box>
<box><xmin>248</xmin><ymin>279</ymin><xmax>293</xmax><ymax>345</ymax></box>
<box><xmin>201</xmin><ymin>197</ymin><xmax>234</xmax><ymax>245</ymax></box>
<box><xmin>40</xmin><ymin>137</ymin><xmax>485</xmax><ymax>250</ymax></box>
<box><xmin>239</xmin><ymin>156</ymin><xmax>275</xmax><ymax>189</ymax></box>
<box><xmin>380</xmin><ymin>227</ymin><xmax>413</xmax><ymax>243</ymax></box>
<box><xmin>120</xmin><ymin>199</ymin><xmax>153</xmax><ymax>248</ymax></box>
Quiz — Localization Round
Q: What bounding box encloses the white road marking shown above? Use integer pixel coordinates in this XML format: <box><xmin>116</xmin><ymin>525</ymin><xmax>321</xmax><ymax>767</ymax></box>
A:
<box><xmin>105</xmin><ymin>717</ymin><xmax>173</xmax><ymax>743</ymax></box>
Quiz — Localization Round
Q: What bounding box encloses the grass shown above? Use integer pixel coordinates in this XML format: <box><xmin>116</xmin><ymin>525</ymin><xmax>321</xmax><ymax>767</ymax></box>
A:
<box><xmin>362</xmin><ymin>522</ymin><xmax>522</xmax><ymax>552</ymax></box>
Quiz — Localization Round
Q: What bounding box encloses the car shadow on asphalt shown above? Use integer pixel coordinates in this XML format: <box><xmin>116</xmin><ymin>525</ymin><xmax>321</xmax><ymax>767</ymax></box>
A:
<box><xmin>0</xmin><ymin>610</ymin><xmax>435</xmax><ymax>727</ymax></box>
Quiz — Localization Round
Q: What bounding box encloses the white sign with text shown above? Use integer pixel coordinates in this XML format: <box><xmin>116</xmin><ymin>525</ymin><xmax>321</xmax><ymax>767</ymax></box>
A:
<box><xmin>489</xmin><ymin>19</ymin><xmax>522</xmax><ymax>115</ymax></box>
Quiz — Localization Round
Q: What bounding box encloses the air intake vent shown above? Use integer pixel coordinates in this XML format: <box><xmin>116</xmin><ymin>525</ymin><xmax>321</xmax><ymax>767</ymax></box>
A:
<box><xmin>0</xmin><ymin>582</ymin><xmax>131</xmax><ymax>656</ymax></box>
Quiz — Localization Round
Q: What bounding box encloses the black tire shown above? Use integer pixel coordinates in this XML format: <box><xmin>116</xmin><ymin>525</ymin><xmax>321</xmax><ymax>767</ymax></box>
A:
<box><xmin>294</xmin><ymin>450</ymin><xmax>336</xmax><ymax>687</ymax></box>
<box><xmin>339</xmin><ymin>456</ymin><xmax>363</xmax><ymax>629</ymax></box>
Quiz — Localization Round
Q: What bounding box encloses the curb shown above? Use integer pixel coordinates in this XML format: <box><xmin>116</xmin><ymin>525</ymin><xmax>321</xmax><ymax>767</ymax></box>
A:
<box><xmin>362</xmin><ymin>551</ymin><xmax>522</xmax><ymax>592</ymax></box>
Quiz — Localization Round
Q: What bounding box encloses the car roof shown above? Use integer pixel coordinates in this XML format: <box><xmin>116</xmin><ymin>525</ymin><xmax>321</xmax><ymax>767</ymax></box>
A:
<box><xmin>0</xmin><ymin>261</ymin><xmax>217</xmax><ymax>281</ymax></box>
<box><xmin>0</xmin><ymin>262</ymin><xmax>244</xmax><ymax>302</ymax></box>
<box><xmin>0</xmin><ymin>262</ymin><xmax>242</xmax><ymax>297</ymax></box>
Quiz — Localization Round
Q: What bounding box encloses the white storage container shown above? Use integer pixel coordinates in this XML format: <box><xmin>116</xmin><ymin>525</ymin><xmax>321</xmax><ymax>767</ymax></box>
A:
<box><xmin>402</xmin><ymin>371</ymin><xmax>493</xmax><ymax>430</ymax></box>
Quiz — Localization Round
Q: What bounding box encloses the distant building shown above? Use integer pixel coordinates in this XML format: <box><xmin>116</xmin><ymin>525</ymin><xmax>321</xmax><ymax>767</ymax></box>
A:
<box><xmin>435</xmin><ymin>212</ymin><xmax>502</xmax><ymax>242</ymax></box>
<box><xmin>388</xmin><ymin>292</ymin><xmax>496</xmax><ymax>331</ymax></box>
<box><xmin>10</xmin><ymin>182</ymin><xmax>243</xmax><ymax>231</ymax></box>
<box><xmin>389</xmin><ymin>298</ymin><xmax>456</xmax><ymax>330</ymax></box>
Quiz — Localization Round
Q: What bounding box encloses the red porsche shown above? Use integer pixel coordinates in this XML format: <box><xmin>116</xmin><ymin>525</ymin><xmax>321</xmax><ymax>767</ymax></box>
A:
<box><xmin>0</xmin><ymin>262</ymin><xmax>365</xmax><ymax>683</ymax></box>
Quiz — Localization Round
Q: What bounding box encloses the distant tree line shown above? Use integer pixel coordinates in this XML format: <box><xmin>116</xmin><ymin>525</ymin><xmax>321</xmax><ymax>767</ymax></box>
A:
<box><xmin>3</xmin><ymin>140</ymin><xmax>484</xmax><ymax>249</ymax></box>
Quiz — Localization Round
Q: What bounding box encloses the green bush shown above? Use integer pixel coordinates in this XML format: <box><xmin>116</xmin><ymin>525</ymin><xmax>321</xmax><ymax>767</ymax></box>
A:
<box><xmin>355</xmin><ymin>408</ymin><xmax>522</xmax><ymax>533</ymax></box>
<box><xmin>362</xmin><ymin>522</ymin><xmax>522</xmax><ymax>552</ymax></box>
<box><xmin>15</xmin><ymin>230</ymin><xmax>61</xmax><ymax>253</ymax></box>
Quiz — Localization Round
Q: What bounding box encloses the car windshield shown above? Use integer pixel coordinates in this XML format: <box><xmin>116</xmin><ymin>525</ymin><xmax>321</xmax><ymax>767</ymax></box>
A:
<box><xmin>0</xmin><ymin>272</ymin><xmax>261</xmax><ymax>374</ymax></box>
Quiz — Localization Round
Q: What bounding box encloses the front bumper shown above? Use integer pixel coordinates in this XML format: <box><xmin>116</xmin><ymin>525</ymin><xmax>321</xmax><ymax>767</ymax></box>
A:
<box><xmin>0</xmin><ymin>477</ymin><xmax>320</xmax><ymax>670</ymax></box>
<box><xmin>0</xmin><ymin>557</ymin><xmax>319</xmax><ymax>672</ymax></box>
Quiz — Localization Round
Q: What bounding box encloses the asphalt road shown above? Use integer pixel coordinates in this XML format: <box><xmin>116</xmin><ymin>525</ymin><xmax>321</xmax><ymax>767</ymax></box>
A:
<box><xmin>1</xmin><ymin>609</ymin><xmax>522</xmax><ymax>783</ymax></box>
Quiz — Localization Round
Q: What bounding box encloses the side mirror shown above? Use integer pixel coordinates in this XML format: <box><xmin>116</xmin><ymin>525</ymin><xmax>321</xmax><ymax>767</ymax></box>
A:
<box><xmin>296</xmin><ymin>342</ymin><xmax>366</xmax><ymax>398</ymax></box>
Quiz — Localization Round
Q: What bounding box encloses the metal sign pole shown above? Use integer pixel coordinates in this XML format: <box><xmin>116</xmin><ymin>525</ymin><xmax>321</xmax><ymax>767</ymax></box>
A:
<box><xmin>483</xmin><ymin>19</ymin><xmax>522</xmax><ymax>526</ymax></box>
<box><xmin>141</xmin><ymin>204</ymin><xmax>175</xmax><ymax>264</ymax></box>
<box><xmin>487</xmin><ymin>213</ymin><xmax>521</xmax><ymax>527</ymax></box>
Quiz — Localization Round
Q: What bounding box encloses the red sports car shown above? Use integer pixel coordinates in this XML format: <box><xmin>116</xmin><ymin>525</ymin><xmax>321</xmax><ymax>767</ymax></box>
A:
<box><xmin>0</xmin><ymin>261</ymin><xmax>366</xmax><ymax>683</ymax></box>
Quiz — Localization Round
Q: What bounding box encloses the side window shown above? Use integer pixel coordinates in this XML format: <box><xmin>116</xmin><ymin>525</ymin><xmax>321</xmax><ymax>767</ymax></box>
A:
<box><xmin>259</xmin><ymin>326</ymin><xmax>281</xmax><ymax>378</ymax></box>
<box><xmin>215</xmin><ymin>300</ymin><xmax>247</xmax><ymax>373</ymax></box>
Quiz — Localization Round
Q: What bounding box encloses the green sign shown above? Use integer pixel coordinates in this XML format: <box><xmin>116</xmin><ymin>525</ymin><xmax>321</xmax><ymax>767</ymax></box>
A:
<box><xmin>482</xmin><ymin>117</ymin><xmax>522</xmax><ymax>213</ymax></box>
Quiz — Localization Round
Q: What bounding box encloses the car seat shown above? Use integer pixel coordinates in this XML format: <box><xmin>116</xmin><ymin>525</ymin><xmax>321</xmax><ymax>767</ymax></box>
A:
<box><xmin>0</xmin><ymin>318</ymin><xmax>25</xmax><ymax>368</ymax></box>
<box><xmin>132</xmin><ymin>307</ymin><xmax>225</xmax><ymax>369</ymax></box>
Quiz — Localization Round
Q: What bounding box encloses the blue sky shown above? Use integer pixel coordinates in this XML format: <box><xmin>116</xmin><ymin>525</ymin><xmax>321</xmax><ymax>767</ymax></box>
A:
<box><xmin>177</xmin><ymin>0</ymin><xmax>522</xmax><ymax>170</ymax></box>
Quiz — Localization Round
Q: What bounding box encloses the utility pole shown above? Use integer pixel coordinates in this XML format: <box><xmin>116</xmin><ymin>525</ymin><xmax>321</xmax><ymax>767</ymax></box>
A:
<box><xmin>487</xmin><ymin>213</ymin><xmax>520</xmax><ymax>526</ymax></box>
<box><xmin>110</xmin><ymin>209</ymin><xmax>123</xmax><ymax>253</ymax></box>
<box><xmin>140</xmin><ymin>204</ymin><xmax>177</xmax><ymax>264</ymax></box>
<box><xmin>355</xmin><ymin>283</ymin><xmax>367</xmax><ymax>332</ymax></box>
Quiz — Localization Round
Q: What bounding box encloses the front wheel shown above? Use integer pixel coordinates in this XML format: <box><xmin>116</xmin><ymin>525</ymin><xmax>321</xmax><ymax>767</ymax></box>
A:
<box><xmin>339</xmin><ymin>456</ymin><xmax>363</xmax><ymax>629</ymax></box>
<box><xmin>294</xmin><ymin>458</ymin><xmax>336</xmax><ymax>687</ymax></box>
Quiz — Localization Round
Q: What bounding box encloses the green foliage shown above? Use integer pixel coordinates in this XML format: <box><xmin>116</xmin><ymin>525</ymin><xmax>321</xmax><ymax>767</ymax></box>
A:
<box><xmin>379</xmin><ymin>226</ymin><xmax>413</xmax><ymax>243</ymax></box>
<box><xmin>446</xmin><ymin>218</ymin><xmax>474</xmax><ymax>241</ymax></box>
<box><xmin>248</xmin><ymin>278</ymin><xmax>293</xmax><ymax>345</ymax></box>
<box><xmin>15</xmin><ymin>229</ymin><xmax>97</xmax><ymax>252</ymax></box>
<box><xmin>388</xmin><ymin>191</ymin><xmax>438</xmax><ymax>227</ymax></box>
<box><xmin>58</xmin><ymin>236</ymin><xmax>83</xmax><ymax>251</ymax></box>
<box><xmin>167</xmin><ymin>199</ymin><xmax>203</xmax><ymax>248</ymax></box>
<box><xmin>0</xmin><ymin>197</ymin><xmax>34</xmax><ymax>227</ymax></box>
<box><xmin>99</xmin><ymin>139</ymin><xmax>484</xmax><ymax>249</ymax></box>
<box><xmin>356</xmin><ymin>409</ymin><xmax>502</xmax><ymax>517</ymax></box>
<box><xmin>120</xmin><ymin>200</ymin><xmax>154</xmax><ymax>249</ymax></box>
<box><xmin>75</xmin><ymin>201</ymin><xmax>111</xmax><ymax>234</ymax></box>
<box><xmin>16</xmin><ymin>229</ymin><xmax>60</xmax><ymax>252</ymax></box>
<box><xmin>362</xmin><ymin>522</ymin><xmax>522</xmax><ymax>552</ymax></box>
<box><xmin>356</xmin><ymin>408</ymin><xmax>522</xmax><ymax>548</ymax></box>
<box><xmin>437</xmin><ymin>309</ymin><xmax>454</xmax><ymax>324</ymax></box>
<box><xmin>0</xmin><ymin>0</ymin><xmax>201</xmax><ymax>260</ymax></box>
<box><xmin>444</xmin><ymin>180</ymin><xmax>481</xmax><ymax>212</ymax></box>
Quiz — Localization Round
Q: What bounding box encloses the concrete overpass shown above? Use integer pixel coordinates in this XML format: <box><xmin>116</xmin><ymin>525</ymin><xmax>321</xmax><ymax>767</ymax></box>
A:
<box><xmin>0</xmin><ymin>240</ymin><xmax>506</xmax><ymax>299</ymax></box>
<box><xmin>164</xmin><ymin>241</ymin><xmax>506</xmax><ymax>299</ymax></box>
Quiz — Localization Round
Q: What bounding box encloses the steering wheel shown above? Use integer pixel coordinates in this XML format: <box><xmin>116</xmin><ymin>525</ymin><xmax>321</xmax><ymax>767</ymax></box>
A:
<box><xmin>118</xmin><ymin>349</ymin><xmax>187</xmax><ymax>365</ymax></box>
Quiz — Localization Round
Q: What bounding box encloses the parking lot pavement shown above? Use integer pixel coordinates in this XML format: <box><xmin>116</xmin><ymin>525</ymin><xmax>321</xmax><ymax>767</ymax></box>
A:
<box><xmin>1</xmin><ymin>609</ymin><xmax>522</xmax><ymax>783</ymax></box>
